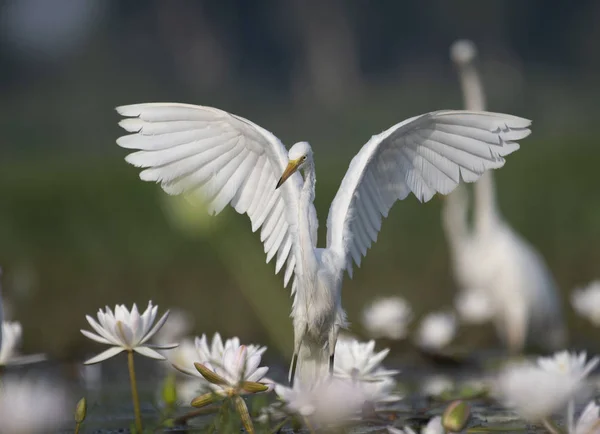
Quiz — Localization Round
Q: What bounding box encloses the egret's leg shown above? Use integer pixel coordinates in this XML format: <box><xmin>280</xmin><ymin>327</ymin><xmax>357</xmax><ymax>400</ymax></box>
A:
<box><xmin>289</xmin><ymin>354</ymin><xmax>299</xmax><ymax>387</ymax></box>
<box><xmin>289</xmin><ymin>323</ymin><xmax>306</xmax><ymax>387</ymax></box>
<box><xmin>328</xmin><ymin>324</ymin><xmax>340</xmax><ymax>376</ymax></box>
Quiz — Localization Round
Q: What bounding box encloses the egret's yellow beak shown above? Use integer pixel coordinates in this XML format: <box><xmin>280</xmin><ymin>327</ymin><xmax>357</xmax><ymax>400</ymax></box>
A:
<box><xmin>276</xmin><ymin>159</ymin><xmax>301</xmax><ymax>189</ymax></box>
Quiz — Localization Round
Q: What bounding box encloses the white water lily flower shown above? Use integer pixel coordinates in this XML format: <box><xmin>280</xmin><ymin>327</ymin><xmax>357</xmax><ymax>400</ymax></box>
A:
<box><xmin>195</xmin><ymin>332</ymin><xmax>266</xmax><ymax>364</ymax></box>
<box><xmin>184</xmin><ymin>345</ymin><xmax>269</xmax><ymax>397</ymax></box>
<box><xmin>362</xmin><ymin>297</ymin><xmax>413</xmax><ymax>340</ymax></box>
<box><xmin>569</xmin><ymin>400</ymin><xmax>600</xmax><ymax>434</ymax></box>
<box><xmin>172</xmin><ymin>334</ymin><xmax>265</xmax><ymax>382</ymax></box>
<box><xmin>572</xmin><ymin>282</ymin><xmax>600</xmax><ymax>326</ymax></box>
<box><xmin>421</xmin><ymin>375</ymin><xmax>454</xmax><ymax>397</ymax></box>
<box><xmin>538</xmin><ymin>351</ymin><xmax>599</xmax><ymax>379</ymax></box>
<box><xmin>81</xmin><ymin>301</ymin><xmax>177</xmax><ymax>364</ymax></box>
<box><xmin>334</xmin><ymin>338</ymin><xmax>398</xmax><ymax>381</ymax></box>
<box><xmin>0</xmin><ymin>321</ymin><xmax>21</xmax><ymax>365</ymax></box>
<box><xmin>0</xmin><ymin>377</ymin><xmax>70</xmax><ymax>433</ymax></box>
<box><xmin>276</xmin><ymin>378</ymin><xmax>366</xmax><ymax>427</ymax></box>
<box><xmin>387</xmin><ymin>416</ymin><xmax>444</xmax><ymax>434</ymax></box>
<box><xmin>154</xmin><ymin>308</ymin><xmax>193</xmax><ymax>347</ymax></box>
<box><xmin>454</xmin><ymin>290</ymin><xmax>494</xmax><ymax>324</ymax></box>
<box><xmin>0</xmin><ymin>321</ymin><xmax>46</xmax><ymax>367</ymax></box>
<box><xmin>415</xmin><ymin>312</ymin><xmax>457</xmax><ymax>350</ymax></box>
<box><xmin>361</xmin><ymin>375</ymin><xmax>403</xmax><ymax>406</ymax></box>
<box><xmin>494</xmin><ymin>362</ymin><xmax>582</xmax><ymax>422</ymax></box>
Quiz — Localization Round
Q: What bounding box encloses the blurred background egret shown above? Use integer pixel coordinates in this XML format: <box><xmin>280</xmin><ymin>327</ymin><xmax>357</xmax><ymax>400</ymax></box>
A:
<box><xmin>0</xmin><ymin>0</ymin><xmax>599</xmax><ymax>363</ymax></box>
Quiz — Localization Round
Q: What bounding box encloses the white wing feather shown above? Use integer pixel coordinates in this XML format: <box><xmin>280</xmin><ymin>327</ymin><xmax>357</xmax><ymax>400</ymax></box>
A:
<box><xmin>326</xmin><ymin>110</ymin><xmax>531</xmax><ymax>277</ymax></box>
<box><xmin>116</xmin><ymin>102</ymin><xmax>313</xmax><ymax>288</ymax></box>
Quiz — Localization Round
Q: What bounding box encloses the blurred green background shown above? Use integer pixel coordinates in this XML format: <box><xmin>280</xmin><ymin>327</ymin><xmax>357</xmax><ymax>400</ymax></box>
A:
<box><xmin>0</xmin><ymin>0</ymin><xmax>599</xmax><ymax>361</ymax></box>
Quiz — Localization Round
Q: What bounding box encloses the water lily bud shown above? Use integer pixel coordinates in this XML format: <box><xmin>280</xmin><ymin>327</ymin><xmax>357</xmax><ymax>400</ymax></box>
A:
<box><xmin>241</xmin><ymin>381</ymin><xmax>269</xmax><ymax>394</ymax></box>
<box><xmin>191</xmin><ymin>392</ymin><xmax>215</xmax><ymax>408</ymax></box>
<box><xmin>161</xmin><ymin>374</ymin><xmax>177</xmax><ymax>407</ymax></box>
<box><xmin>75</xmin><ymin>397</ymin><xmax>87</xmax><ymax>423</ymax></box>
<box><xmin>194</xmin><ymin>362</ymin><xmax>227</xmax><ymax>385</ymax></box>
<box><xmin>442</xmin><ymin>400</ymin><xmax>470</xmax><ymax>432</ymax></box>
<box><xmin>233</xmin><ymin>395</ymin><xmax>255</xmax><ymax>434</ymax></box>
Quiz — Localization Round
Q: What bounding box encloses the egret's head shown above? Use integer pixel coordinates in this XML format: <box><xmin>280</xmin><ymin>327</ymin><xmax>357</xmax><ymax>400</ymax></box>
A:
<box><xmin>276</xmin><ymin>141</ymin><xmax>312</xmax><ymax>189</ymax></box>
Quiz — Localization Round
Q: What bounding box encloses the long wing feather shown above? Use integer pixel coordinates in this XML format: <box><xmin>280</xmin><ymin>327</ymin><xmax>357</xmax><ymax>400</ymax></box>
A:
<box><xmin>326</xmin><ymin>110</ymin><xmax>531</xmax><ymax>277</ymax></box>
<box><xmin>117</xmin><ymin>102</ymin><xmax>310</xmax><ymax>289</ymax></box>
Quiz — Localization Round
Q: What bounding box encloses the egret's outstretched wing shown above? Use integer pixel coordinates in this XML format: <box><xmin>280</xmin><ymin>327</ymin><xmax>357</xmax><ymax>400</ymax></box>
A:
<box><xmin>117</xmin><ymin>103</ymin><xmax>313</xmax><ymax>288</ymax></box>
<box><xmin>326</xmin><ymin>110</ymin><xmax>531</xmax><ymax>277</ymax></box>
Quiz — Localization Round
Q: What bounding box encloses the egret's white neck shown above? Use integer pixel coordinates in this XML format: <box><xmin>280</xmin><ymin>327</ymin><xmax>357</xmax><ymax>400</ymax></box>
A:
<box><xmin>458</xmin><ymin>63</ymin><xmax>486</xmax><ymax>113</ymax></box>
<box><xmin>474</xmin><ymin>170</ymin><xmax>500</xmax><ymax>233</ymax></box>
<box><xmin>456</xmin><ymin>60</ymin><xmax>500</xmax><ymax>233</ymax></box>
<box><xmin>442</xmin><ymin>186</ymin><xmax>471</xmax><ymax>252</ymax></box>
<box><xmin>297</xmin><ymin>159</ymin><xmax>318</xmax><ymax>276</ymax></box>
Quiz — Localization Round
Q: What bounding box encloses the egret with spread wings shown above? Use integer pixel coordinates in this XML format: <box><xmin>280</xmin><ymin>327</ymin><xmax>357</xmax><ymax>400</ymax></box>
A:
<box><xmin>116</xmin><ymin>102</ymin><xmax>531</xmax><ymax>385</ymax></box>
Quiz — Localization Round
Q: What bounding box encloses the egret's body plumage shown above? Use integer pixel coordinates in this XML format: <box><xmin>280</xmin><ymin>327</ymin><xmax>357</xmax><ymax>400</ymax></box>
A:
<box><xmin>117</xmin><ymin>101</ymin><xmax>531</xmax><ymax>384</ymax></box>
<box><xmin>443</xmin><ymin>41</ymin><xmax>565</xmax><ymax>353</ymax></box>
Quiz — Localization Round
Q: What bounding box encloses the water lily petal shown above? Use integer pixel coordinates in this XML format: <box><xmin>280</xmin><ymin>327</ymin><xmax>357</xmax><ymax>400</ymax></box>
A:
<box><xmin>130</xmin><ymin>303</ymin><xmax>141</xmax><ymax>343</ymax></box>
<box><xmin>115</xmin><ymin>321</ymin><xmax>134</xmax><ymax>346</ymax></box>
<box><xmin>213</xmin><ymin>333</ymin><xmax>224</xmax><ymax>356</ymax></box>
<box><xmin>140</xmin><ymin>310</ymin><xmax>170</xmax><ymax>345</ymax></box>
<box><xmin>245</xmin><ymin>352</ymin><xmax>261</xmax><ymax>375</ymax></box>
<box><xmin>133</xmin><ymin>346</ymin><xmax>166</xmax><ymax>360</ymax></box>
<box><xmin>195</xmin><ymin>335</ymin><xmax>210</xmax><ymax>361</ymax></box>
<box><xmin>80</xmin><ymin>329</ymin><xmax>112</xmax><ymax>345</ymax></box>
<box><xmin>148</xmin><ymin>342</ymin><xmax>179</xmax><ymax>350</ymax></box>
<box><xmin>246</xmin><ymin>366</ymin><xmax>269</xmax><ymax>383</ymax></box>
<box><xmin>365</xmin><ymin>349</ymin><xmax>390</xmax><ymax>373</ymax></box>
<box><xmin>86</xmin><ymin>315</ymin><xmax>116</xmax><ymax>344</ymax></box>
<box><xmin>84</xmin><ymin>347</ymin><xmax>125</xmax><ymax>364</ymax></box>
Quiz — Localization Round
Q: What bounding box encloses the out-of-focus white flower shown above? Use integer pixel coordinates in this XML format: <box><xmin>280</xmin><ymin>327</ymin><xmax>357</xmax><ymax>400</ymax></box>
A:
<box><xmin>494</xmin><ymin>362</ymin><xmax>582</xmax><ymax>422</ymax></box>
<box><xmin>415</xmin><ymin>312</ymin><xmax>457</xmax><ymax>350</ymax></box>
<box><xmin>333</xmin><ymin>338</ymin><xmax>401</xmax><ymax>406</ymax></box>
<box><xmin>182</xmin><ymin>345</ymin><xmax>269</xmax><ymax>397</ymax></box>
<box><xmin>0</xmin><ymin>321</ymin><xmax>21</xmax><ymax>365</ymax></box>
<box><xmin>421</xmin><ymin>375</ymin><xmax>454</xmax><ymax>397</ymax></box>
<box><xmin>361</xmin><ymin>375</ymin><xmax>403</xmax><ymax>406</ymax></box>
<box><xmin>572</xmin><ymin>281</ymin><xmax>600</xmax><ymax>326</ymax></box>
<box><xmin>154</xmin><ymin>308</ymin><xmax>193</xmax><ymax>348</ymax></box>
<box><xmin>454</xmin><ymin>290</ymin><xmax>494</xmax><ymax>324</ymax></box>
<box><xmin>81</xmin><ymin>301</ymin><xmax>177</xmax><ymax>364</ymax></box>
<box><xmin>334</xmin><ymin>338</ymin><xmax>398</xmax><ymax>381</ymax></box>
<box><xmin>569</xmin><ymin>400</ymin><xmax>600</xmax><ymax>434</ymax></box>
<box><xmin>276</xmin><ymin>378</ymin><xmax>366</xmax><ymax>427</ymax></box>
<box><xmin>537</xmin><ymin>351</ymin><xmax>599</xmax><ymax>379</ymax></box>
<box><xmin>0</xmin><ymin>377</ymin><xmax>70</xmax><ymax>433</ymax></box>
<box><xmin>362</xmin><ymin>297</ymin><xmax>412</xmax><ymax>340</ymax></box>
<box><xmin>387</xmin><ymin>416</ymin><xmax>444</xmax><ymax>434</ymax></box>
<box><xmin>0</xmin><ymin>321</ymin><xmax>45</xmax><ymax>367</ymax></box>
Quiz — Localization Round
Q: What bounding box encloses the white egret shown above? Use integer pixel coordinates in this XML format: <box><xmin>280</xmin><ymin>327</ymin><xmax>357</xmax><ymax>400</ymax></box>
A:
<box><xmin>443</xmin><ymin>40</ymin><xmax>565</xmax><ymax>353</ymax></box>
<box><xmin>116</xmin><ymin>101</ymin><xmax>531</xmax><ymax>384</ymax></box>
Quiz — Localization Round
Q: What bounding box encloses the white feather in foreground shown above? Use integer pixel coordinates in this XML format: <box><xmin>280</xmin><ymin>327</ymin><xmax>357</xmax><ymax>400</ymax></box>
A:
<box><xmin>117</xmin><ymin>102</ymin><xmax>531</xmax><ymax>384</ymax></box>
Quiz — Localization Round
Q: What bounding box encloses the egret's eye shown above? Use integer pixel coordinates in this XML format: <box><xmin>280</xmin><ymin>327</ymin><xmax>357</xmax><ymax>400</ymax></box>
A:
<box><xmin>302</xmin><ymin>156</ymin><xmax>307</xmax><ymax>161</ymax></box>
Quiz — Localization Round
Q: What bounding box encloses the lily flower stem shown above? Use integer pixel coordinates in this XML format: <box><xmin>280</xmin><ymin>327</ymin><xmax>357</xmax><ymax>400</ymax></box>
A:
<box><xmin>74</xmin><ymin>422</ymin><xmax>81</xmax><ymax>434</ymax></box>
<box><xmin>173</xmin><ymin>405</ymin><xmax>220</xmax><ymax>425</ymax></box>
<box><xmin>270</xmin><ymin>417</ymin><xmax>290</xmax><ymax>434</ymax></box>
<box><xmin>126</xmin><ymin>350</ymin><xmax>143</xmax><ymax>433</ymax></box>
